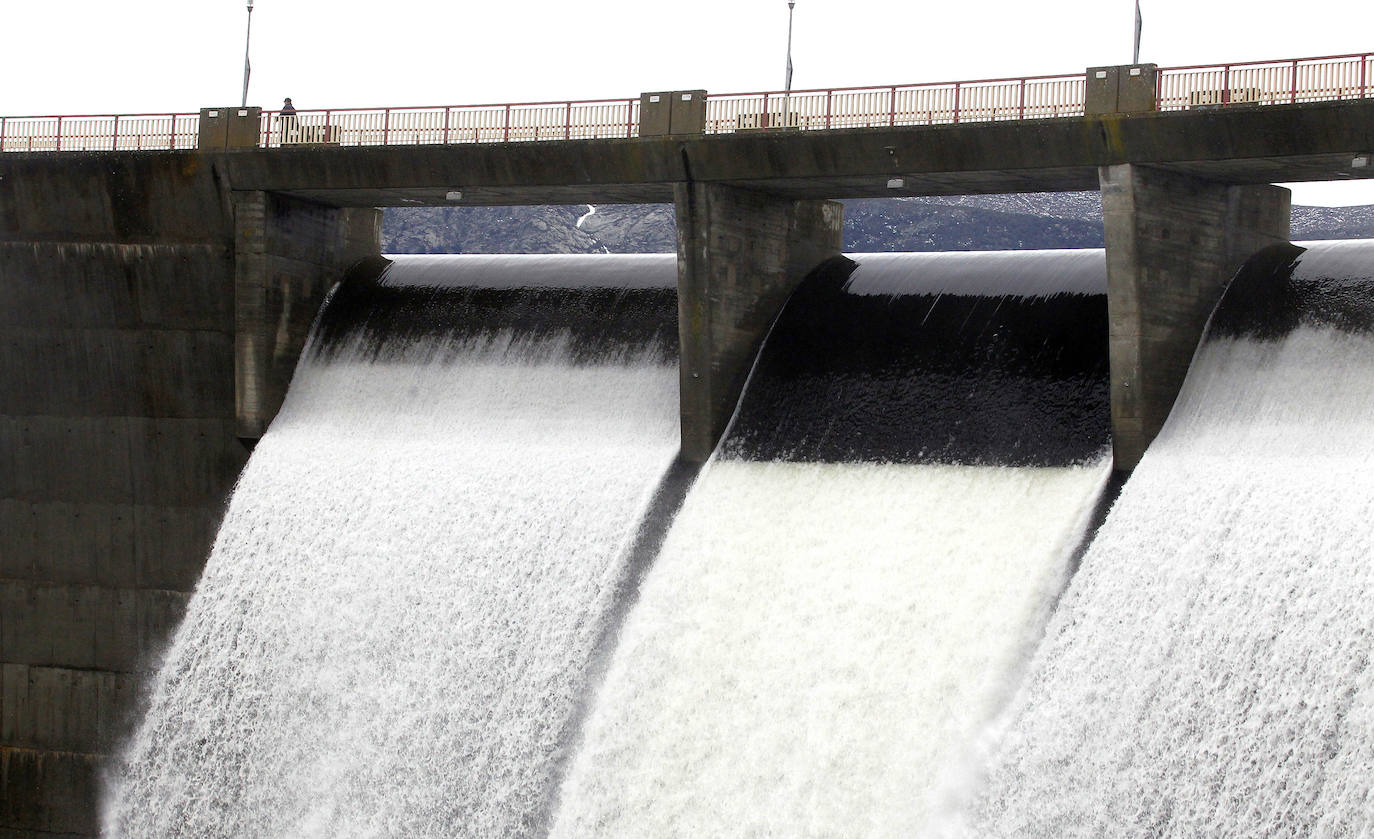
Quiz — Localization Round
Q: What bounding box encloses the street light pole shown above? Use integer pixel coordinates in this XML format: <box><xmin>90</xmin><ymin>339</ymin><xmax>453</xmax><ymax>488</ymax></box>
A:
<box><xmin>783</xmin><ymin>1</ymin><xmax>796</xmax><ymax>126</ymax></box>
<box><xmin>241</xmin><ymin>0</ymin><xmax>255</xmax><ymax>107</ymax></box>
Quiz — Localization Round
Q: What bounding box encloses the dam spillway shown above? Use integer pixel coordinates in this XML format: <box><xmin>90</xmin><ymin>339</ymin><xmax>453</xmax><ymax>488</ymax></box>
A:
<box><xmin>99</xmin><ymin>242</ymin><xmax>1374</xmax><ymax>837</ymax></box>
<box><xmin>550</xmin><ymin>250</ymin><xmax>1113</xmax><ymax>836</ymax></box>
<box><xmin>104</xmin><ymin>254</ymin><xmax>682</xmax><ymax>836</ymax></box>
<box><xmin>946</xmin><ymin>240</ymin><xmax>1374</xmax><ymax>836</ymax></box>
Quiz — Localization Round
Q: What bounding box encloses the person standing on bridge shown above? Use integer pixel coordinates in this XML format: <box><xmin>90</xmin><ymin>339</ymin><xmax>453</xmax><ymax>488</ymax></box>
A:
<box><xmin>278</xmin><ymin>97</ymin><xmax>298</xmax><ymax>142</ymax></box>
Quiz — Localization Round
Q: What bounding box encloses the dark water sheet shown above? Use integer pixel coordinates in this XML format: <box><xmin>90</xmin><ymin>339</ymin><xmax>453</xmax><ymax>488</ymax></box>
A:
<box><xmin>724</xmin><ymin>255</ymin><xmax>1111</xmax><ymax>467</ymax></box>
<box><xmin>1208</xmin><ymin>242</ymin><xmax>1374</xmax><ymax>342</ymax></box>
<box><xmin>309</xmin><ymin>255</ymin><xmax>679</xmax><ymax>363</ymax></box>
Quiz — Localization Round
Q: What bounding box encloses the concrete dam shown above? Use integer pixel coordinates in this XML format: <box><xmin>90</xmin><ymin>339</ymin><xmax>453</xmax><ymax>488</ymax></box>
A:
<box><xmin>4</xmin><ymin>60</ymin><xmax>1374</xmax><ymax>833</ymax></box>
<box><xmin>5</xmin><ymin>237</ymin><xmax>1366</xmax><ymax>836</ymax></box>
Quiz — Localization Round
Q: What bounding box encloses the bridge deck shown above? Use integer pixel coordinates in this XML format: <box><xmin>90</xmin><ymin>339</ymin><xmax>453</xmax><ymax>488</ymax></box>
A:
<box><xmin>186</xmin><ymin>99</ymin><xmax>1374</xmax><ymax>206</ymax></box>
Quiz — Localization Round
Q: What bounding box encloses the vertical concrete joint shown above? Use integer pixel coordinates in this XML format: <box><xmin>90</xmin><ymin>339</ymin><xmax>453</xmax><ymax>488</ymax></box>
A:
<box><xmin>1101</xmin><ymin>164</ymin><xmax>1290</xmax><ymax>472</ymax></box>
<box><xmin>674</xmin><ymin>183</ymin><xmax>843</xmax><ymax>462</ymax></box>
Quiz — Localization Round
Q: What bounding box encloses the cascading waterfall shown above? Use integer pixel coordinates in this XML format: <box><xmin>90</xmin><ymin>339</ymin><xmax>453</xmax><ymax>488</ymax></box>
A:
<box><xmin>104</xmin><ymin>254</ymin><xmax>681</xmax><ymax>838</ymax></box>
<box><xmin>945</xmin><ymin>241</ymin><xmax>1374</xmax><ymax>837</ymax></box>
<box><xmin>550</xmin><ymin>250</ymin><xmax>1115</xmax><ymax>837</ymax></box>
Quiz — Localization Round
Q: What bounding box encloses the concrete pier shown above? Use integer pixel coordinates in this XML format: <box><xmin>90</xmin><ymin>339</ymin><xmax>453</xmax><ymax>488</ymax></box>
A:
<box><xmin>1101</xmin><ymin>164</ymin><xmax>1290</xmax><ymax>471</ymax></box>
<box><xmin>675</xmin><ymin>184</ymin><xmax>843</xmax><ymax>462</ymax></box>
<box><xmin>234</xmin><ymin>191</ymin><xmax>379</xmax><ymax>439</ymax></box>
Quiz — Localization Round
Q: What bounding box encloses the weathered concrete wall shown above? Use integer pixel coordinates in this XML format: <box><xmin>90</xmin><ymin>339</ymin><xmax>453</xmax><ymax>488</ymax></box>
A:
<box><xmin>235</xmin><ymin>192</ymin><xmax>379</xmax><ymax>438</ymax></box>
<box><xmin>0</xmin><ymin>152</ymin><xmax>378</xmax><ymax>836</ymax></box>
<box><xmin>675</xmin><ymin>183</ymin><xmax>843</xmax><ymax>462</ymax></box>
<box><xmin>1101</xmin><ymin>163</ymin><xmax>1290</xmax><ymax>472</ymax></box>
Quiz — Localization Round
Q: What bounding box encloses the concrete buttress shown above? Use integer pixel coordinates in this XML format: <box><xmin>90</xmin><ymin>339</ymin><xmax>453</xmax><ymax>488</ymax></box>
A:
<box><xmin>674</xmin><ymin>183</ymin><xmax>843</xmax><ymax>462</ymax></box>
<box><xmin>1101</xmin><ymin>163</ymin><xmax>1290</xmax><ymax>472</ymax></box>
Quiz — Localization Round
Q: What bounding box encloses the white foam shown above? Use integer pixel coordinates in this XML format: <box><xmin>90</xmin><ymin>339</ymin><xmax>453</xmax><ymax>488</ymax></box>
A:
<box><xmin>104</xmin><ymin>335</ymin><xmax>679</xmax><ymax>838</ymax></box>
<box><xmin>551</xmin><ymin>457</ymin><xmax>1108</xmax><ymax>837</ymax></box>
<box><xmin>947</xmin><ymin>326</ymin><xmax>1374</xmax><ymax>836</ymax></box>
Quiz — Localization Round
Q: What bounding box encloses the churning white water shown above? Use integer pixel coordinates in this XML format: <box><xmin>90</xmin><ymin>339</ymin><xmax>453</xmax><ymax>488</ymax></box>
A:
<box><xmin>104</xmin><ymin>325</ymin><xmax>679</xmax><ymax>836</ymax></box>
<box><xmin>947</xmin><ymin>247</ymin><xmax>1374</xmax><ymax>836</ymax></box>
<box><xmin>551</xmin><ymin>458</ymin><xmax>1109</xmax><ymax>836</ymax></box>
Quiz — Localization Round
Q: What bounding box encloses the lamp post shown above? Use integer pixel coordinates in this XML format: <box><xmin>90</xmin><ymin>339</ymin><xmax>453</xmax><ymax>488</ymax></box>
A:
<box><xmin>783</xmin><ymin>0</ymin><xmax>796</xmax><ymax>126</ymax></box>
<box><xmin>241</xmin><ymin>0</ymin><xmax>255</xmax><ymax>107</ymax></box>
<box><xmin>1133</xmin><ymin>0</ymin><xmax>1142</xmax><ymax>64</ymax></box>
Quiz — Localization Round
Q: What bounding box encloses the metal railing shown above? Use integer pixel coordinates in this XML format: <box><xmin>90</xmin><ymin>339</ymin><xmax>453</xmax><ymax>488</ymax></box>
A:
<box><xmin>1158</xmin><ymin>52</ymin><xmax>1374</xmax><ymax>110</ymax></box>
<box><xmin>2</xmin><ymin>51</ymin><xmax>1370</xmax><ymax>153</ymax></box>
<box><xmin>259</xmin><ymin>97</ymin><xmax>641</xmax><ymax>147</ymax></box>
<box><xmin>704</xmin><ymin>73</ymin><xmax>1085</xmax><ymax>133</ymax></box>
<box><xmin>0</xmin><ymin>113</ymin><xmax>199</xmax><ymax>152</ymax></box>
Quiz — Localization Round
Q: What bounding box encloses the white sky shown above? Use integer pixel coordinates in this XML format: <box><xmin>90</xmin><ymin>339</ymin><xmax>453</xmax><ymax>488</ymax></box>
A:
<box><xmin>5</xmin><ymin>0</ymin><xmax>1373</xmax><ymax>205</ymax></box>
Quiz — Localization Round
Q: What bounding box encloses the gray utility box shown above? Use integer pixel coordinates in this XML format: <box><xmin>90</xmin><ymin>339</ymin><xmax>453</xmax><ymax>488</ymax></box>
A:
<box><xmin>198</xmin><ymin>106</ymin><xmax>262</xmax><ymax>150</ymax></box>
<box><xmin>639</xmin><ymin>90</ymin><xmax>708</xmax><ymax>136</ymax></box>
<box><xmin>669</xmin><ymin>90</ymin><xmax>707</xmax><ymax>135</ymax></box>
<box><xmin>1085</xmin><ymin>65</ymin><xmax>1158</xmax><ymax>115</ymax></box>
<box><xmin>639</xmin><ymin>92</ymin><xmax>673</xmax><ymax>137</ymax></box>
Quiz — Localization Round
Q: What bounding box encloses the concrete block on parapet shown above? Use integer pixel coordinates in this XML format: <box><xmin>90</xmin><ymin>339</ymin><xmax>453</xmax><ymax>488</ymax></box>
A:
<box><xmin>669</xmin><ymin>90</ymin><xmax>707</xmax><ymax>135</ymax></box>
<box><xmin>639</xmin><ymin>92</ymin><xmax>673</xmax><ymax>137</ymax></box>
<box><xmin>1086</xmin><ymin>65</ymin><xmax>1158</xmax><ymax>115</ymax></box>
<box><xmin>198</xmin><ymin>106</ymin><xmax>262</xmax><ymax>151</ymax></box>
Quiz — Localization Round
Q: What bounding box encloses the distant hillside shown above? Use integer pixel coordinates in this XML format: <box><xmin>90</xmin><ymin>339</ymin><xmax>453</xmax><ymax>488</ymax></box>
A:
<box><xmin>381</xmin><ymin>194</ymin><xmax>1374</xmax><ymax>254</ymax></box>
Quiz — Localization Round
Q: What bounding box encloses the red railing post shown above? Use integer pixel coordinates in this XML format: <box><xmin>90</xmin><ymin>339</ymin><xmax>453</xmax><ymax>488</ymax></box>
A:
<box><xmin>111</xmin><ymin>115</ymin><xmax>119</xmax><ymax>150</ymax></box>
<box><xmin>167</xmin><ymin>114</ymin><xmax>175</xmax><ymax>149</ymax></box>
<box><xmin>1291</xmin><ymin>60</ymin><xmax>1299</xmax><ymax>103</ymax></box>
<box><xmin>825</xmin><ymin>90</ymin><xmax>833</xmax><ymax>129</ymax></box>
<box><xmin>564</xmin><ymin>102</ymin><xmax>571</xmax><ymax>140</ymax></box>
<box><xmin>382</xmin><ymin>108</ymin><xmax>390</xmax><ymax>145</ymax></box>
<box><xmin>503</xmin><ymin>104</ymin><xmax>511</xmax><ymax>142</ymax></box>
<box><xmin>442</xmin><ymin>107</ymin><xmax>450</xmax><ymax>144</ymax></box>
<box><xmin>1361</xmin><ymin>54</ymin><xmax>1369</xmax><ymax>99</ymax></box>
<box><xmin>1018</xmin><ymin>78</ymin><xmax>1026</xmax><ymax>120</ymax></box>
<box><xmin>954</xmin><ymin>82</ymin><xmax>962</xmax><ymax>123</ymax></box>
<box><xmin>1222</xmin><ymin>64</ymin><xmax>1231</xmax><ymax>105</ymax></box>
<box><xmin>626</xmin><ymin>98</ymin><xmax>635</xmax><ymax>138</ymax></box>
<box><xmin>55</xmin><ymin>115</ymin><xmax>63</xmax><ymax>151</ymax></box>
<box><xmin>763</xmin><ymin>92</ymin><xmax>771</xmax><ymax>128</ymax></box>
<box><xmin>0</xmin><ymin>116</ymin><xmax>6</xmax><ymax>152</ymax></box>
<box><xmin>888</xmin><ymin>86</ymin><xmax>897</xmax><ymax>126</ymax></box>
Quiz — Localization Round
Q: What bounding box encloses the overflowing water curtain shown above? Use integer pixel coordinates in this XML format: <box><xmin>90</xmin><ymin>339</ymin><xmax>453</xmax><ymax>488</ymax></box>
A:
<box><xmin>550</xmin><ymin>251</ymin><xmax>1115</xmax><ymax>836</ymax></box>
<box><xmin>946</xmin><ymin>241</ymin><xmax>1374</xmax><ymax>836</ymax></box>
<box><xmin>104</xmin><ymin>255</ymin><xmax>681</xmax><ymax>837</ymax></box>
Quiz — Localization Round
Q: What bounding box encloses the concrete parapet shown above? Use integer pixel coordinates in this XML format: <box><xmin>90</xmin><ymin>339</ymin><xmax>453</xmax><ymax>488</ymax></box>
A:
<box><xmin>674</xmin><ymin>183</ymin><xmax>843</xmax><ymax>461</ymax></box>
<box><xmin>1101</xmin><ymin>164</ymin><xmax>1290</xmax><ymax>471</ymax></box>
<box><xmin>233</xmin><ymin>191</ymin><xmax>380</xmax><ymax>439</ymax></box>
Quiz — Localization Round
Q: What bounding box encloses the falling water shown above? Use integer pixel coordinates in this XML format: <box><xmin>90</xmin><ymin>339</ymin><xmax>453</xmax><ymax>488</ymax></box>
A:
<box><xmin>947</xmin><ymin>241</ymin><xmax>1374</xmax><ymax>837</ymax></box>
<box><xmin>104</xmin><ymin>254</ymin><xmax>681</xmax><ymax>838</ymax></box>
<box><xmin>550</xmin><ymin>251</ymin><xmax>1114</xmax><ymax>836</ymax></box>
